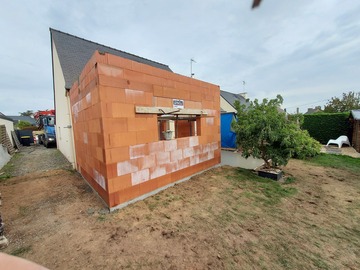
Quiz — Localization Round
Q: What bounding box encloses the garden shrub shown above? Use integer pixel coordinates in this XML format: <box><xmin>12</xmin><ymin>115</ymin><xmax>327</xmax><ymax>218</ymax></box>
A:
<box><xmin>232</xmin><ymin>95</ymin><xmax>321</xmax><ymax>168</ymax></box>
<box><xmin>302</xmin><ymin>112</ymin><xmax>351</xmax><ymax>144</ymax></box>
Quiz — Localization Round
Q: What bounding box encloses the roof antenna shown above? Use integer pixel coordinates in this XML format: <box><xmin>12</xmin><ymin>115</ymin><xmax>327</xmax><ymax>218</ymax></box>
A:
<box><xmin>239</xmin><ymin>81</ymin><xmax>247</xmax><ymax>99</ymax></box>
<box><xmin>190</xmin><ymin>58</ymin><xmax>196</xmax><ymax>77</ymax></box>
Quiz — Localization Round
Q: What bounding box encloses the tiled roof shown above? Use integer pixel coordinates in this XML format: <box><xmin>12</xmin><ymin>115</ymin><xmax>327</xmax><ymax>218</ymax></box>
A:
<box><xmin>304</xmin><ymin>106</ymin><xmax>322</xmax><ymax>115</ymax></box>
<box><xmin>50</xmin><ymin>28</ymin><xmax>173</xmax><ymax>89</ymax></box>
<box><xmin>351</xmin><ymin>109</ymin><xmax>360</xmax><ymax>120</ymax></box>
<box><xmin>0</xmin><ymin>113</ymin><xmax>14</xmax><ymax>122</ymax></box>
<box><xmin>7</xmin><ymin>116</ymin><xmax>37</xmax><ymax>125</ymax></box>
<box><xmin>220</xmin><ymin>90</ymin><xmax>248</xmax><ymax>109</ymax></box>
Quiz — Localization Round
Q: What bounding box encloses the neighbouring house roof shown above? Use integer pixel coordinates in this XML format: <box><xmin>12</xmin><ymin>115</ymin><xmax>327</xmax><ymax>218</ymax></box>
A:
<box><xmin>50</xmin><ymin>28</ymin><xmax>173</xmax><ymax>89</ymax></box>
<box><xmin>304</xmin><ymin>106</ymin><xmax>322</xmax><ymax>115</ymax></box>
<box><xmin>7</xmin><ymin>116</ymin><xmax>37</xmax><ymax>126</ymax></box>
<box><xmin>351</xmin><ymin>109</ymin><xmax>360</xmax><ymax>120</ymax></box>
<box><xmin>0</xmin><ymin>112</ymin><xmax>14</xmax><ymax>122</ymax></box>
<box><xmin>220</xmin><ymin>90</ymin><xmax>248</xmax><ymax>109</ymax></box>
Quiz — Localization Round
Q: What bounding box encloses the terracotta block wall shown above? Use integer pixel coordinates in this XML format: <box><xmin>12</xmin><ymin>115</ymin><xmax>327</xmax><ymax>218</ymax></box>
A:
<box><xmin>176</xmin><ymin>120</ymin><xmax>195</xmax><ymax>138</ymax></box>
<box><xmin>69</xmin><ymin>51</ymin><xmax>221</xmax><ymax>208</ymax></box>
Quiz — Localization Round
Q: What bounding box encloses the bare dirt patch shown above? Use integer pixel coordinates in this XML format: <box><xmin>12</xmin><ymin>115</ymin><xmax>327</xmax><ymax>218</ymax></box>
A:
<box><xmin>1</xmin><ymin>147</ymin><xmax>360</xmax><ymax>269</ymax></box>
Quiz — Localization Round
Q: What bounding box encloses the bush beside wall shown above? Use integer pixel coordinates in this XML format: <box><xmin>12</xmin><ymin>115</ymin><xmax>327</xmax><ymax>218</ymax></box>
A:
<box><xmin>302</xmin><ymin>112</ymin><xmax>351</xmax><ymax>144</ymax></box>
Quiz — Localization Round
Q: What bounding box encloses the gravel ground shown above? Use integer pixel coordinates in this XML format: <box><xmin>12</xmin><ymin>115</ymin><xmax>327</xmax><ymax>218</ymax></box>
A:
<box><xmin>5</xmin><ymin>144</ymin><xmax>72</xmax><ymax>177</ymax></box>
<box><xmin>321</xmin><ymin>145</ymin><xmax>360</xmax><ymax>158</ymax></box>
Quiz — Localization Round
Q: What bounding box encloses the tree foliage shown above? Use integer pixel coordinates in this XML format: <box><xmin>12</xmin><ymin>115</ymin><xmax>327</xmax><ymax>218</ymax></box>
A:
<box><xmin>323</xmin><ymin>91</ymin><xmax>360</xmax><ymax>113</ymax></box>
<box><xmin>16</xmin><ymin>120</ymin><xmax>32</xmax><ymax>130</ymax></box>
<box><xmin>19</xmin><ymin>110</ymin><xmax>34</xmax><ymax>117</ymax></box>
<box><xmin>287</xmin><ymin>112</ymin><xmax>304</xmax><ymax>125</ymax></box>
<box><xmin>232</xmin><ymin>95</ymin><xmax>321</xmax><ymax>169</ymax></box>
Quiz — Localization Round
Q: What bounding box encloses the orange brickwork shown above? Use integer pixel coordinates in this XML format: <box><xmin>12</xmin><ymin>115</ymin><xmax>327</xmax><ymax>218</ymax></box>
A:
<box><xmin>69</xmin><ymin>51</ymin><xmax>221</xmax><ymax>208</ymax></box>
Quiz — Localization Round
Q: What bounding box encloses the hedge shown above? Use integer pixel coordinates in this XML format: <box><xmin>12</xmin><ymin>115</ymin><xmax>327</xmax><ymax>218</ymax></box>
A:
<box><xmin>302</xmin><ymin>112</ymin><xmax>351</xmax><ymax>144</ymax></box>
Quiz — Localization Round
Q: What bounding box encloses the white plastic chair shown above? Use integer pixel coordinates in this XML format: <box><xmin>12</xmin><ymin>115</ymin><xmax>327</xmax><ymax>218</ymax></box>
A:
<box><xmin>326</xmin><ymin>135</ymin><xmax>351</xmax><ymax>148</ymax></box>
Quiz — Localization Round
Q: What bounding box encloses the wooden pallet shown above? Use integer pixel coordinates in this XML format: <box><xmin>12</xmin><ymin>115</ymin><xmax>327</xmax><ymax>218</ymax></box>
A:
<box><xmin>0</xmin><ymin>125</ymin><xmax>15</xmax><ymax>155</ymax></box>
<box><xmin>11</xmin><ymin>131</ymin><xmax>22</xmax><ymax>150</ymax></box>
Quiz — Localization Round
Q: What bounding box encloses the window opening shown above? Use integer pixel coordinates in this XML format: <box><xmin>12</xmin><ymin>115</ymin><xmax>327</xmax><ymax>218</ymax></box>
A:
<box><xmin>158</xmin><ymin>114</ymin><xmax>200</xmax><ymax>140</ymax></box>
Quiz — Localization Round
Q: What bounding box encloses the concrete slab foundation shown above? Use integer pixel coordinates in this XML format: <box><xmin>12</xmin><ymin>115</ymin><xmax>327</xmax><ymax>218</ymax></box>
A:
<box><xmin>221</xmin><ymin>150</ymin><xmax>264</xmax><ymax>170</ymax></box>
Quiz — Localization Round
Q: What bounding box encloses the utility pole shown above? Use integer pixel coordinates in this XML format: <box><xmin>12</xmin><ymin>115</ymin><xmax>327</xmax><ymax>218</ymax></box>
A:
<box><xmin>190</xmin><ymin>58</ymin><xmax>196</xmax><ymax>78</ymax></box>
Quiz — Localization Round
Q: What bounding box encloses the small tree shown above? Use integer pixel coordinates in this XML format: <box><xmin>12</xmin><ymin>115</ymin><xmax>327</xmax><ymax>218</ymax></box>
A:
<box><xmin>16</xmin><ymin>120</ymin><xmax>32</xmax><ymax>130</ymax></box>
<box><xmin>232</xmin><ymin>95</ymin><xmax>321</xmax><ymax>169</ymax></box>
<box><xmin>324</xmin><ymin>91</ymin><xmax>360</xmax><ymax>113</ymax></box>
<box><xmin>19</xmin><ymin>110</ymin><xmax>34</xmax><ymax>117</ymax></box>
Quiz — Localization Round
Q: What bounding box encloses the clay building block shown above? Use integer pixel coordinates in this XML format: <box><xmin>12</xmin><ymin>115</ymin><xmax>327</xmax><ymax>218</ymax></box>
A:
<box><xmin>69</xmin><ymin>51</ymin><xmax>220</xmax><ymax>209</ymax></box>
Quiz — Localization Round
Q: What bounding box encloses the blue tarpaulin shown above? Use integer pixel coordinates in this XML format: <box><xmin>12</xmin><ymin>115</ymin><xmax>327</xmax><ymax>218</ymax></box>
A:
<box><xmin>221</xmin><ymin>112</ymin><xmax>237</xmax><ymax>148</ymax></box>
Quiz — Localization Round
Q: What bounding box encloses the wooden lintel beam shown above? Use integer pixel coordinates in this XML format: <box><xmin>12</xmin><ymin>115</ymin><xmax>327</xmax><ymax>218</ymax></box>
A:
<box><xmin>135</xmin><ymin>106</ymin><xmax>207</xmax><ymax>115</ymax></box>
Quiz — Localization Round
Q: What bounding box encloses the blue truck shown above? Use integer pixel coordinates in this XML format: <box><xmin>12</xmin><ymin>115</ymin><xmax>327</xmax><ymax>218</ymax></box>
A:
<box><xmin>34</xmin><ymin>110</ymin><xmax>56</xmax><ymax>148</ymax></box>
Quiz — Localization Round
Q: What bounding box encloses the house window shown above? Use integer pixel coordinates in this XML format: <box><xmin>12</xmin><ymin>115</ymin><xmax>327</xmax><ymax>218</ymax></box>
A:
<box><xmin>158</xmin><ymin>115</ymin><xmax>201</xmax><ymax>140</ymax></box>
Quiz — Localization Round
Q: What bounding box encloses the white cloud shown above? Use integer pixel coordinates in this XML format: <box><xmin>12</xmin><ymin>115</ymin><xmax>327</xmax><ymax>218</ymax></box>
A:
<box><xmin>0</xmin><ymin>0</ymin><xmax>359</xmax><ymax>115</ymax></box>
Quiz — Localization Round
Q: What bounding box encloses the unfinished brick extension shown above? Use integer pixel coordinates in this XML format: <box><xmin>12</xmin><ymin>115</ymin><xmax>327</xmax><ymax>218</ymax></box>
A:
<box><xmin>69</xmin><ymin>51</ymin><xmax>220</xmax><ymax>209</ymax></box>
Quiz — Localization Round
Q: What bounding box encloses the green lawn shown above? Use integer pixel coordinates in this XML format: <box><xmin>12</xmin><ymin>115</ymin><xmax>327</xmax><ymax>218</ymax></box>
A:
<box><xmin>306</xmin><ymin>153</ymin><xmax>360</xmax><ymax>174</ymax></box>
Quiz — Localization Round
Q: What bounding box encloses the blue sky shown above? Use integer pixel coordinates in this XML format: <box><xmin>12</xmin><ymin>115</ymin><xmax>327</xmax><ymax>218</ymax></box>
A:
<box><xmin>1</xmin><ymin>0</ymin><xmax>359</xmax><ymax>115</ymax></box>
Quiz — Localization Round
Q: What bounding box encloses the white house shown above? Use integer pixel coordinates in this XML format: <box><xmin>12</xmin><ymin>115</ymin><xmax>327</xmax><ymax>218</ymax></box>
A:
<box><xmin>220</xmin><ymin>90</ymin><xmax>248</xmax><ymax>113</ymax></box>
<box><xmin>0</xmin><ymin>113</ymin><xmax>14</xmax><ymax>146</ymax></box>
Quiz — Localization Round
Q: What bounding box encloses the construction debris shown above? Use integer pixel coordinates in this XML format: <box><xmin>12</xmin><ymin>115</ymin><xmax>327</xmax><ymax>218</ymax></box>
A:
<box><xmin>0</xmin><ymin>125</ymin><xmax>15</xmax><ymax>154</ymax></box>
<box><xmin>0</xmin><ymin>191</ymin><xmax>9</xmax><ymax>249</ymax></box>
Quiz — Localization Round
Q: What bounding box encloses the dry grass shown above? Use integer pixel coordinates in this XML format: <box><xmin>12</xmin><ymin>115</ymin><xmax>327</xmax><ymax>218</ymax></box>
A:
<box><xmin>1</xmin><ymin>154</ymin><xmax>360</xmax><ymax>269</ymax></box>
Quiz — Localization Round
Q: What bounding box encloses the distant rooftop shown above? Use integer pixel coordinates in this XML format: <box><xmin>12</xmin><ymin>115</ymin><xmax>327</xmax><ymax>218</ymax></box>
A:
<box><xmin>0</xmin><ymin>112</ymin><xmax>14</xmax><ymax>122</ymax></box>
<box><xmin>304</xmin><ymin>106</ymin><xmax>322</xmax><ymax>115</ymax></box>
<box><xmin>50</xmin><ymin>28</ymin><xmax>173</xmax><ymax>89</ymax></box>
<box><xmin>7</xmin><ymin>116</ymin><xmax>36</xmax><ymax>126</ymax></box>
<box><xmin>220</xmin><ymin>90</ymin><xmax>248</xmax><ymax>109</ymax></box>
